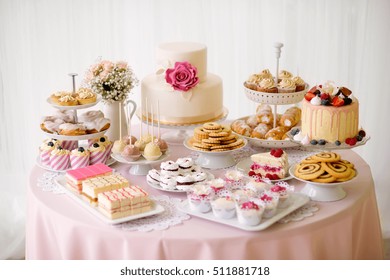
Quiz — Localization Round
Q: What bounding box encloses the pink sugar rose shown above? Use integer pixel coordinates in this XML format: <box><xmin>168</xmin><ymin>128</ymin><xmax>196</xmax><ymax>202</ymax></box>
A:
<box><xmin>165</xmin><ymin>61</ymin><xmax>199</xmax><ymax>92</ymax></box>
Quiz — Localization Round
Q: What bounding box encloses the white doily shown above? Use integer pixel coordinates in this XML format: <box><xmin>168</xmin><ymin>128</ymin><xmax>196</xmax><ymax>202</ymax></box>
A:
<box><xmin>117</xmin><ymin>195</ymin><xmax>190</xmax><ymax>232</ymax></box>
<box><xmin>37</xmin><ymin>172</ymin><xmax>66</xmax><ymax>194</ymax></box>
<box><xmin>278</xmin><ymin>201</ymin><xmax>319</xmax><ymax>224</ymax></box>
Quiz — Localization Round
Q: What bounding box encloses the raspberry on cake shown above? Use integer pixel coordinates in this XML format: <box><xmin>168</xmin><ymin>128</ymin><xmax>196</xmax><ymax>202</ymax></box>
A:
<box><xmin>249</xmin><ymin>149</ymin><xmax>288</xmax><ymax>180</ymax></box>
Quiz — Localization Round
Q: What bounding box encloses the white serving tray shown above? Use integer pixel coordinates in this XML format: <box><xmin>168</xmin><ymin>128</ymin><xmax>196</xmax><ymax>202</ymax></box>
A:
<box><xmin>176</xmin><ymin>193</ymin><xmax>309</xmax><ymax>231</ymax></box>
<box><xmin>54</xmin><ymin>175</ymin><xmax>164</xmax><ymax>225</ymax></box>
<box><xmin>41</xmin><ymin>129</ymin><xmax>109</xmax><ymax>141</ymax></box>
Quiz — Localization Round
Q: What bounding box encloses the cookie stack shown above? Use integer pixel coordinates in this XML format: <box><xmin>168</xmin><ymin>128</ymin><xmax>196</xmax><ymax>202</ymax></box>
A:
<box><xmin>294</xmin><ymin>152</ymin><xmax>356</xmax><ymax>183</ymax></box>
<box><xmin>191</xmin><ymin>122</ymin><xmax>245</xmax><ymax>152</ymax></box>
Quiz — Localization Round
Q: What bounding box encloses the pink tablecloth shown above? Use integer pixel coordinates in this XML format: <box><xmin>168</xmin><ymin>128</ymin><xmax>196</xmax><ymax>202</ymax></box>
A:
<box><xmin>26</xmin><ymin>145</ymin><xmax>384</xmax><ymax>260</ymax></box>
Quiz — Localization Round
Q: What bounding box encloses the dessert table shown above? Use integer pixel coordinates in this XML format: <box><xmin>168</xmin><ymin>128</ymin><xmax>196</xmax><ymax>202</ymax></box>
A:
<box><xmin>26</xmin><ymin>141</ymin><xmax>384</xmax><ymax>259</ymax></box>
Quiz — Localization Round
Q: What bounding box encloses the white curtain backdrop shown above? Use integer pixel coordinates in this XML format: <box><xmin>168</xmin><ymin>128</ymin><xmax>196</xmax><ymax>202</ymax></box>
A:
<box><xmin>1</xmin><ymin>0</ymin><xmax>389</xmax><ymax>259</ymax></box>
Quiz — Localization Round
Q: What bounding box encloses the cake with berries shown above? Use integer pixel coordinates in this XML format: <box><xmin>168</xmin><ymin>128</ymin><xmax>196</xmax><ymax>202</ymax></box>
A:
<box><xmin>249</xmin><ymin>149</ymin><xmax>289</xmax><ymax>180</ymax></box>
<box><xmin>300</xmin><ymin>82</ymin><xmax>359</xmax><ymax>144</ymax></box>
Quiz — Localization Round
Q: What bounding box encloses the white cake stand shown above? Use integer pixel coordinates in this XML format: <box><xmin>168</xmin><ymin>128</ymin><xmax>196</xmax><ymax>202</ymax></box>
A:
<box><xmin>183</xmin><ymin>136</ymin><xmax>248</xmax><ymax>169</ymax></box>
<box><xmin>136</xmin><ymin>107</ymin><xmax>229</xmax><ymax>145</ymax></box>
<box><xmin>111</xmin><ymin>152</ymin><xmax>170</xmax><ymax>176</ymax></box>
<box><xmin>289</xmin><ymin>164</ymin><xmax>357</xmax><ymax>202</ymax></box>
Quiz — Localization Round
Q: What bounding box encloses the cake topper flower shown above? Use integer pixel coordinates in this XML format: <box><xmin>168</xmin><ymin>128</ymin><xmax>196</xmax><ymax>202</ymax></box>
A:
<box><xmin>84</xmin><ymin>58</ymin><xmax>138</xmax><ymax>103</ymax></box>
<box><xmin>165</xmin><ymin>61</ymin><xmax>199</xmax><ymax>92</ymax></box>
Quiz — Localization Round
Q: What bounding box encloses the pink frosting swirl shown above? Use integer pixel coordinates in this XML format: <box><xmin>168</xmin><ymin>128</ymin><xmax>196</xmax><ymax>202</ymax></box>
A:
<box><xmin>165</xmin><ymin>61</ymin><xmax>199</xmax><ymax>92</ymax></box>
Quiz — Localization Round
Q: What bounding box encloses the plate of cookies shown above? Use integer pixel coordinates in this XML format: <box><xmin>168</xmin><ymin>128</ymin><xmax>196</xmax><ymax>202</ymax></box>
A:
<box><xmin>231</xmin><ymin>104</ymin><xmax>301</xmax><ymax>149</ymax></box>
<box><xmin>184</xmin><ymin>122</ymin><xmax>247</xmax><ymax>169</ymax></box>
<box><xmin>290</xmin><ymin>152</ymin><xmax>357</xmax><ymax>202</ymax></box>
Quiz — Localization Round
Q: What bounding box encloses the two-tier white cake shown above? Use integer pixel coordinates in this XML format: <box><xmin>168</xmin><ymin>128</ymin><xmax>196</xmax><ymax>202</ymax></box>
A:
<box><xmin>141</xmin><ymin>42</ymin><xmax>224</xmax><ymax>125</ymax></box>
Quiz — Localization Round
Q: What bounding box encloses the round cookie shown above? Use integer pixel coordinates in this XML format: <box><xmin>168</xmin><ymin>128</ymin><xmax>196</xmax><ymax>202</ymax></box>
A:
<box><xmin>311</xmin><ymin>172</ymin><xmax>337</xmax><ymax>183</ymax></box>
<box><xmin>321</xmin><ymin>161</ymin><xmax>352</xmax><ymax>179</ymax></box>
<box><xmin>312</xmin><ymin>152</ymin><xmax>340</xmax><ymax>163</ymax></box>
<box><xmin>294</xmin><ymin>163</ymin><xmax>324</xmax><ymax>180</ymax></box>
<box><xmin>203</xmin><ymin>122</ymin><xmax>221</xmax><ymax>130</ymax></box>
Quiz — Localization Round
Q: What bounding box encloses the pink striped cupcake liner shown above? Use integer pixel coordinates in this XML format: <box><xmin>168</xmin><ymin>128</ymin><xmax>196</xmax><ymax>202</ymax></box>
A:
<box><xmin>70</xmin><ymin>155</ymin><xmax>90</xmax><ymax>169</ymax></box>
<box><xmin>50</xmin><ymin>154</ymin><xmax>70</xmax><ymax>171</ymax></box>
<box><xmin>61</xmin><ymin>140</ymin><xmax>78</xmax><ymax>150</ymax></box>
<box><xmin>40</xmin><ymin>150</ymin><xmax>51</xmax><ymax>166</ymax></box>
<box><xmin>103</xmin><ymin>143</ymin><xmax>113</xmax><ymax>163</ymax></box>
<box><xmin>90</xmin><ymin>151</ymin><xmax>106</xmax><ymax>165</ymax></box>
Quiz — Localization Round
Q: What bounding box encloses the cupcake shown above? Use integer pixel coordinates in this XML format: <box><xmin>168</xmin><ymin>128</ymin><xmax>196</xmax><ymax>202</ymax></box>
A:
<box><xmin>259</xmin><ymin>191</ymin><xmax>279</xmax><ymax>218</ymax></box>
<box><xmin>160</xmin><ymin>161</ymin><xmax>179</xmax><ymax>176</ymax></box>
<box><xmin>121</xmin><ymin>144</ymin><xmax>141</xmax><ymax>162</ymax></box>
<box><xmin>96</xmin><ymin>136</ymin><xmax>113</xmax><ymax>162</ymax></box>
<box><xmin>257</xmin><ymin>78</ymin><xmax>278</xmax><ymax>93</ymax></box>
<box><xmin>278</xmin><ymin>78</ymin><xmax>297</xmax><ymax>93</ymax></box>
<box><xmin>61</xmin><ymin>140</ymin><xmax>78</xmax><ymax>151</ymax></box>
<box><xmin>50</xmin><ymin>146</ymin><xmax>70</xmax><ymax>171</ymax></box>
<box><xmin>211</xmin><ymin>196</ymin><xmax>236</xmax><ymax>219</ymax></box>
<box><xmin>76</xmin><ymin>88</ymin><xmax>96</xmax><ymax>105</ymax></box>
<box><xmin>187</xmin><ymin>184</ymin><xmax>213</xmax><ymax>213</ymax></box>
<box><xmin>70</xmin><ymin>147</ymin><xmax>90</xmax><ymax>169</ymax></box>
<box><xmin>89</xmin><ymin>142</ymin><xmax>106</xmax><ymax>165</ymax></box>
<box><xmin>236</xmin><ymin>200</ymin><xmax>264</xmax><ymax>226</ymax></box>
<box><xmin>270</xmin><ymin>183</ymin><xmax>292</xmax><ymax>208</ymax></box>
<box><xmin>208</xmin><ymin>178</ymin><xmax>227</xmax><ymax>196</ymax></box>
<box><xmin>147</xmin><ymin>169</ymin><xmax>161</xmax><ymax>185</ymax></box>
<box><xmin>292</xmin><ymin>76</ymin><xmax>306</xmax><ymax>91</ymax></box>
<box><xmin>245</xmin><ymin>178</ymin><xmax>270</xmax><ymax>195</ymax></box>
<box><xmin>177</xmin><ymin>157</ymin><xmax>194</xmax><ymax>174</ymax></box>
<box><xmin>143</xmin><ymin>142</ymin><xmax>162</xmax><ymax>161</ymax></box>
<box><xmin>278</xmin><ymin>70</ymin><xmax>293</xmax><ymax>82</ymax></box>
<box><xmin>224</xmin><ymin>170</ymin><xmax>246</xmax><ymax>189</ymax></box>
<box><xmin>39</xmin><ymin>140</ymin><xmax>57</xmax><ymax>166</ymax></box>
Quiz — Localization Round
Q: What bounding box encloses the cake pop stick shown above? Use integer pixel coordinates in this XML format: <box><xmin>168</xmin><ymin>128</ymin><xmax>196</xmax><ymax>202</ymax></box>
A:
<box><xmin>157</xmin><ymin>100</ymin><xmax>160</xmax><ymax>139</ymax></box>
<box><xmin>145</xmin><ymin>97</ymin><xmax>149</xmax><ymax>135</ymax></box>
<box><xmin>151</xmin><ymin>102</ymin><xmax>154</xmax><ymax>142</ymax></box>
<box><xmin>119</xmin><ymin>101</ymin><xmax>122</xmax><ymax>140</ymax></box>
<box><xmin>139</xmin><ymin>97</ymin><xmax>143</xmax><ymax>139</ymax></box>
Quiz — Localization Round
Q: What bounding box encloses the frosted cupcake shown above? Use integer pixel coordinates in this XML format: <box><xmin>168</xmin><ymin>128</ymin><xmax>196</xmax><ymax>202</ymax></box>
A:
<box><xmin>208</xmin><ymin>178</ymin><xmax>227</xmax><ymax>196</ymax></box>
<box><xmin>224</xmin><ymin>170</ymin><xmax>246</xmax><ymax>189</ymax></box>
<box><xmin>50</xmin><ymin>146</ymin><xmax>70</xmax><ymax>171</ymax></box>
<box><xmin>70</xmin><ymin>147</ymin><xmax>90</xmax><ymax>169</ymax></box>
<box><xmin>187</xmin><ymin>184</ymin><xmax>213</xmax><ymax>213</ymax></box>
<box><xmin>278</xmin><ymin>78</ymin><xmax>296</xmax><ymax>93</ymax></box>
<box><xmin>257</xmin><ymin>78</ymin><xmax>278</xmax><ymax>93</ymax></box>
<box><xmin>236</xmin><ymin>200</ymin><xmax>264</xmax><ymax>226</ymax></box>
<box><xmin>245</xmin><ymin>178</ymin><xmax>270</xmax><ymax>195</ymax></box>
<box><xmin>211</xmin><ymin>196</ymin><xmax>236</xmax><ymax>219</ymax></box>
<box><xmin>89</xmin><ymin>142</ymin><xmax>106</xmax><ymax>165</ymax></box>
<box><xmin>259</xmin><ymin>191</ymin><xmax>279</xmax><ymax>218</ymax></box>
<box><xmin>39</xmin><ymin>140</ymin><xmax>57</xmax><ymax>166</ymax></box>
<box><xmin>278</xmin><ymin>70</ymin><xmax>293</xmax><ymax>82</ymax></box>
<box><xmin>292</xmin><ymin>76</ymin><xmax>306</xmax><ymax>91</ymax></box>
<box><xmin>270</xmin><ymin>183</ymin><xmax>292</xmax><ymax>208</ymax></box>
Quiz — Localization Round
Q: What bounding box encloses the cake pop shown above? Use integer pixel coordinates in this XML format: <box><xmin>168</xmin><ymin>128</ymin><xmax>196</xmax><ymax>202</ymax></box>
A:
<box><xmin>121</xmin><ymin>144</ymin><xmax>141</xmax><ymax>162</ymax></box>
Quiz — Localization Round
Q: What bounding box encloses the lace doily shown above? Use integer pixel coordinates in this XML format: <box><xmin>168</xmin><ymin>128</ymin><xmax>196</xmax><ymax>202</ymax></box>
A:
<box><xmin>116</xmin><ymin>195</ymin><xmax>190</xmax><ymax>232</ymax></box>
<box><xmin>37</xmin><ymin>172</ymin><xmax>66</xmax><ymax>194</ymax></box>
<box><xmin>278</xmin><ymin>201</ymin><xmax>319</xmax><ymax>224</ymax></box>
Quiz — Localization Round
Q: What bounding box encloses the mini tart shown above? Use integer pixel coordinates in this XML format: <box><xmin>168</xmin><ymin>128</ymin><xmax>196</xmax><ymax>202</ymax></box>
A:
<box><xmin>51</xmin><ymin>91</ymin><xmax>72</xmax><ymax>104</ymax></box>
<box><xmin>57</xmin><ymin>94</ymin><xmax>78</xmax><ymax>106</ymax></box>
<box><xmin>76</xmin><ymin>88</ymin><xmax>97</xmax><ymax>105</ymax></box>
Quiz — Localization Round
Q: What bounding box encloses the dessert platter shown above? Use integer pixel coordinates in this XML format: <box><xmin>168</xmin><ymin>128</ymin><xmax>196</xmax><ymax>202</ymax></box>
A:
<box><xmin>54</xmin><ymin>163</ymin><xmax>164</xmax><ymax>225</ymax></box>
<box><xmin>138</xmin><ymin>42</ymin><xmax>228</xmax><ymax>144</ymax></box>
<box><xmin>183</xmin><ymin>122</ymin><xmax>248</xmax><ymax>169</ymax></box>
<box><xmin>290</xmin><ymin>152</ymin><xmax>358</xmax><ymax>201</ymax></box>
<box><xmin>145</xmin><ymin>158</ymin><xmax>214</xmax><ymax>193</ymax></box>
<box><xmin>176</xmin><ymin>169</ymin><xmax>309</xmax><ymax>231</ymax></box>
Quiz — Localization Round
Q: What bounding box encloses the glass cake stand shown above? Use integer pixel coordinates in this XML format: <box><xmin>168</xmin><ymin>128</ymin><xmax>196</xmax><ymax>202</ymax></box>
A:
<box><xmin>136</xmin><ymin>107</ymin><xmax>229</xmax><ymax>145</ymax></box>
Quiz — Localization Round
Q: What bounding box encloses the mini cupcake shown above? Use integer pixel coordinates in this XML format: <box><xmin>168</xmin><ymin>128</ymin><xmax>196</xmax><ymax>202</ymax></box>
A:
<box><xmin>270</xmin><ymin>183</ymin><xmax>292</xmax><ymax>208</ymax></box>
<box><xmin>224</xmin><ymin>170</ymin><xmax>246</xmax><ymax>189</ymax></box>
<box><xmin>245</xmin><ymin>178</ymin><xmax>270</xmax><ymax>195</ymax></box>
<box><xmin>147</xmin><ymin>169</ymin><xmax>161</xmax><ymax>185</ymax></box>
<box><xmin>76</xmin><ymin>88</ymin><xmax>96</xmax><ymax>105</ymax></box>
<box><xmin>121</xmin><ymin>144</ymin><xmax>141</xmax><ymax>162</ymax></box>
<box><xmin>278</xmin><ymin>70</ymin><xmax>293</xmax><ymax>82</ymax></box>
<box><xmin>292</xmin><ymin>76</ymin><xmax>306</xmax><ymax>91</ymax></box>
<box><xmin>259</xmin><ymin>191</ymin><xmax>279</xmax><ymax>218</ymax></box>
<box><xmin>50</xmin><ymin>146</ymin><xmax>70</xmax><ymax>171</ymax></box>
<box><xmin>278</xmin><ymin>78</ymin><xmax>297</xmax><ymax>93</ymax></box>
<box><xmin>160</xmin><ymin>160</ymin><xmax>179</xmax><ymax>176</ymax></box>
<box><xmin>211</xmin><ymin>196</ymin><xmax>236</xmax><ymax>219</ymax></box>
<box><xmin>177</xmin><ymin>158</ymin><xmax>194</xmax><ymax>174</ymax></box>
<box><xmin>236</xmin><ymin>200</ymin><xmax>265</xmax><ymax>226</ymax></box>
<box><xmin>208</xmin><ymin>178</ymin><xmax>227</xmax><ymax>196</ymax></box>
<box><xmin>102</xmin><ymin>139</ymin><xmax>113</xmax><ymax>162</ymax></box>
<box><xmin>187</xmin><ymin>184</ymin><xmax>213</xmax><ymax>213</ymax></box>
<box><xmin>39</xmin><ymin>140</ymin><xmax>57</xmax><ymax>166</ymax></box>
<box><xmin>89</xmin><ymin>142</ymin><xmax>106</xmax><ymax>165</ymax></box>
<box><xmin>160</xmin><ymin>175</ymin><xmax>177</xmax><ymax>190</ymax></box>
<box><xmin>176</xmin><ymin>174</ymin><xmax>196</xmax><ymax>191</ymax></box>
<box><xmin>257</xmin><ymin>78</ymin><xmax>278</xmax><ymax>93</ymax></box>
<box><xmin>70</xmin><ymin>147</ymin><xmax>90</xmax><ymax>169</ymax></box>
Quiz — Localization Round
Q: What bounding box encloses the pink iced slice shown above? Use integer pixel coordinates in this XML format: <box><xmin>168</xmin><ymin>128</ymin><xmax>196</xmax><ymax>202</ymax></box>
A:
<box><xmin>66</xmin><ymin>163</ymin><xmax>112</xmax><ymax>181</ymax></box>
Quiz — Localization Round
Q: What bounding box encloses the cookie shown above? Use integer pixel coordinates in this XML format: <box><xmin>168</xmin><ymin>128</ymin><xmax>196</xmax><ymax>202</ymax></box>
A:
<box><xmin>321</xmin><ymin>161</ymin><xmax>352</xmax><ymax>179</ymax></box>
<box><xmin>194</xmin><ymin>127</ymin><xmax>209</xmax><ymax>141</ymax></box>
<box><xmin>227</xmin><ymin>138</ymin><xmax>244</xmax><ymax>148</ymax></box>
<box><xmin>221</xmin><ymin>124</ymin><xmax>231</xmax><ymax>133</ymax></box>
<box><xmin>301</xmin><ymin>155</ymin><xmax>320</xmax><ymax>164</ymax></box>
<box><xmin>311</xmin><ymin>152</ymin><xmax>340</xmax><ymax>163</ymax></box>
<box><xmin>336</xmin><ymin>168</ymin><xmax>356</xmax><ymax>182</ymax></box>
<box><xmin>294</xmin><ymin>163</ymin><xmax>324</xmax><ymax>180</ymax></box>
<box><xmin>208</xmin><ymin>131</ymin><xmax>230</xmax><ymax>138</ymax></box>
<box><xmin>311</xmin><ymin>172</ymin><xmax>337</xmax><ymax>183</ymax></box>
<box><xmin>202</xmin><ymin>138</ymin><xmax>221</xmax><ymax>144</ymax></box>
<box><xmin>193</xmin><ymin>142</ymin><xmax>212</xmax><ymax>150</ymax></box>
<box><xmin>203</xmin><ymin>122</ymin><xmax>221</xmax><ymax>130</ymax></box>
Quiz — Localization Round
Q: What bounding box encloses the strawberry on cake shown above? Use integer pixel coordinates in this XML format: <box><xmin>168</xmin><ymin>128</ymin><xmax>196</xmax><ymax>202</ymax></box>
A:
<box><xmin>249</xmin><ymin>149</ymin><xmax>288</xmax><ymax>180</ymax></box>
